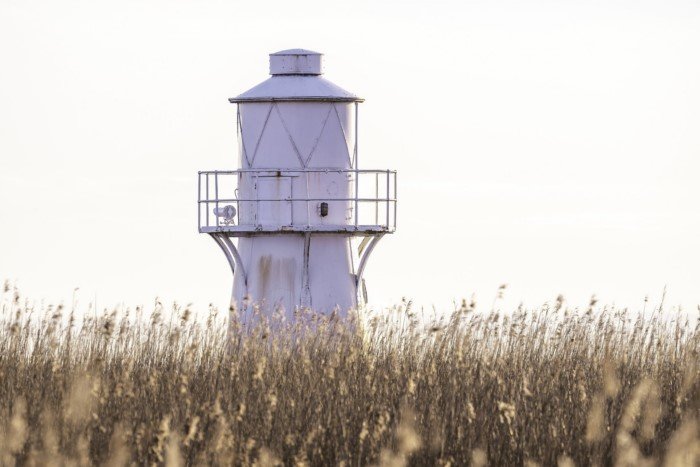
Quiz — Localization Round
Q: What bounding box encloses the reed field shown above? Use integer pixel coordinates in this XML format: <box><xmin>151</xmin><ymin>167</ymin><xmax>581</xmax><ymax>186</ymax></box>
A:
<box><xmin>0</xmin><ymin>283</ymin><xmax>698</xmax><ymax>466</ymax></box>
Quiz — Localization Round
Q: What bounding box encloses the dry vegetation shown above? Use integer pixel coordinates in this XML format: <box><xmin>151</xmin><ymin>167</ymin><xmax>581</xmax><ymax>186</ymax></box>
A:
<box><xmin>0</xmin><ymin>283</ymin><xmax>699</xmax><ymax>466</ymax></box>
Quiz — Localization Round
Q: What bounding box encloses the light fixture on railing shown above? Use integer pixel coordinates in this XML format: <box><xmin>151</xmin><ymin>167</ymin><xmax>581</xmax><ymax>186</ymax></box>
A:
<box><xmin>213</xmin><ymin>205</ymin><xmax>236</xmax><ymax>224</ymax></box>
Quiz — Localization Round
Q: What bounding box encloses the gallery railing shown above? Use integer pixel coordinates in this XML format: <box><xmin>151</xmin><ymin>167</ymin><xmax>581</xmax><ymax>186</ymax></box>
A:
<box><xmin>197</xmin><ymin>168</ymin><xmax>397</xmax><ymax>235</ymax></box>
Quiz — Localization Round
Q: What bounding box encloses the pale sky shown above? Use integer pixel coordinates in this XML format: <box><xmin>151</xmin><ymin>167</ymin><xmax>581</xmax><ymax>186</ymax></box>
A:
<box><xmin>1</xmin><ymin>0</ymin><xmax>698</xmax><ymax>315</ymax></box>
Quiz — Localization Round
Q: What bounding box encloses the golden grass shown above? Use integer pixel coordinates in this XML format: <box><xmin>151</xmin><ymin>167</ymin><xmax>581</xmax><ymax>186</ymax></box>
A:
<box><xmin>0</xmin><ymin>284</ymin><xmax>698</xmax><ymax>466</ymax></box>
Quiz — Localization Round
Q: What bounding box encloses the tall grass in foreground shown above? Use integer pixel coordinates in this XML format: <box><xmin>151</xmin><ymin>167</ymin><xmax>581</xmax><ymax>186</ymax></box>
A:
<box><xmin>0</xmin><ymin>288</ymin><xmax>698</xmax><ymax>466</ymax></box>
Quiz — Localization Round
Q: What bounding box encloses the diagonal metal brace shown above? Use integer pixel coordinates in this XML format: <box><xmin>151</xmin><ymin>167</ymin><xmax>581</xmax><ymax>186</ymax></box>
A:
<box><xmin>209</xmin><ymin>232</ymin><xmax>248</xmax><ymax>288</ymax></box>
<box><xmin>355</xmin><ymin>234</ymin><xmax>384</xmax><ymax>302</ymax></box>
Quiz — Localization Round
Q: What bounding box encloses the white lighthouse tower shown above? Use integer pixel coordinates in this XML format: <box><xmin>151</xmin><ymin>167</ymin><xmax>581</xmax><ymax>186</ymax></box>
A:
<box><xmin>198</xmin><ymin>49</ymin><xmax>396</xmax><ymax>321</ymax></box>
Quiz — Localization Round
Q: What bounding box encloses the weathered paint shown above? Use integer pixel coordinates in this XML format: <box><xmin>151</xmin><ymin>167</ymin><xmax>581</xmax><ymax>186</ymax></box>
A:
<box><xmin>204</xmin><ymin>50</ymin><xmax>393</xmax><ymax>323</ymax></box>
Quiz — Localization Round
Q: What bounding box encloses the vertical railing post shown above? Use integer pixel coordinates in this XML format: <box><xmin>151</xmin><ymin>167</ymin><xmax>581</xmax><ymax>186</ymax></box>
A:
<box><xmin>236</xmin><ymin>172</ymin><xmax>241</xmax><ymax>226</ymax></box>
<box><xmin>214</xmin><ymin>171</ymin><xmax>220</xmax><ymax>227</ymax></box>
<box><xmin>393</xmin><ymin>172</ymin><xmax>397</xmax><ymax>230</ymax></box>
<box><xmin>375</xmin><ymin>172</ymin><xmax>379</xmax><ymax>225</ymax></box>
<box><xmin>386</xmin><ymin>169</ymin><xmax>390</xmax><ymax>229</ymax></box>
<box><xmin>354</xmin><ymin>102</ymin><xmax>359</xmax><ymax>227</ymax></box>
<box><xmin>206</xmin><ymin>173</ymin><xmax>210</xmax><ymax>228</ymax></box>
<box><xmin>197</xmin><ymin>172</ymin><xmax>202</xmax><ymax>231</ymax></box>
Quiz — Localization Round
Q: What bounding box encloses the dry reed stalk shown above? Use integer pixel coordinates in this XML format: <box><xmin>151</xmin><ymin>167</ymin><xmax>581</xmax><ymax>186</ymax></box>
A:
<box><xmin>0</xmin><ymin>284</ymin><xmax>698</xmax><ymax>465</ymax></box>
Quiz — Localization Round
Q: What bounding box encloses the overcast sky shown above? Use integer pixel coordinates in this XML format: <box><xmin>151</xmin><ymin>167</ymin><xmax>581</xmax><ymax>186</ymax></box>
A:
<box><xmin>1</xmin><ymin>0</ymin><xmax>698</xmax><ymax>315</ymax></box>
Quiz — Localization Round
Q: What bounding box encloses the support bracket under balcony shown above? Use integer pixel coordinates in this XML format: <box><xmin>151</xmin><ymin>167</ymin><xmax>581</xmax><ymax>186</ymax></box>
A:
<box><xmin>355</xmin><ymin>233</ymin><xmax>384</xmax><ymax>303</ymax></box>
<box><xmin>209</xmin><ymin>232</ymin><xmax>248</xmax><ymax>290</ymax></box>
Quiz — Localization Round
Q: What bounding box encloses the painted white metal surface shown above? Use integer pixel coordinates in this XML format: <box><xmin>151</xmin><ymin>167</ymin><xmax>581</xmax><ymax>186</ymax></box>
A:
<box><xmin>230</xmin><ymin>76</ymin><xmax>361</xmax><ymax>103</ymax></box>
<box><xmin>200</xmin><ymin>50</ymin><xmax>395</xmax><ymax>322</ymax></box>
<box><xmin>270</xmin><ymin>49</ymin><xmax>323</xmax><ymax>75</ymax></box>
<box><xmin>231</xmin><ymin>50</ymin><xmax>361</xmax><ymax>103</ymax></box>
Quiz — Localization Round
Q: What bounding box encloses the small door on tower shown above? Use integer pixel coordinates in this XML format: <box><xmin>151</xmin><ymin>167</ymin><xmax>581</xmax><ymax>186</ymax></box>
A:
<box><xmin>255</xmin><ymin>176</ymin><xmax>292</xmax><ymax>226</ymax></box>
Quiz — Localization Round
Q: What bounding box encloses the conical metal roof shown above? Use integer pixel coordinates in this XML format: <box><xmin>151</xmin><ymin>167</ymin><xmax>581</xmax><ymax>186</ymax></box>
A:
<box><xmin>229</xmin><ymin>50</ymin><xmax>362</xmax><ymax>103</ymax></box>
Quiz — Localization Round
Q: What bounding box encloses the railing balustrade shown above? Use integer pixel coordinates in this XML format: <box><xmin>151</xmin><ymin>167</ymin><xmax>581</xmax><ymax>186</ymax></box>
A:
<box><xmin>197</xmin><ymin>168</ymin><xmax>397</xmax><ymax>235</ymax></box>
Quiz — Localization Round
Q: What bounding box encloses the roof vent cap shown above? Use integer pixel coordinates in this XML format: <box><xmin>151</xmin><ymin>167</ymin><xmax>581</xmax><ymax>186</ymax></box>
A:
<box><xmin>270</xmin><ymin>49</ymin><xmax>323</xmax><ymax>75</ymax></box>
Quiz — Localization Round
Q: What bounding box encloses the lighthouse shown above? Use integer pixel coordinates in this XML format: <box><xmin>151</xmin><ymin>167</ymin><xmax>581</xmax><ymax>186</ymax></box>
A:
<box><xmin>198</xmin><ymin>49</ymin><xmax>396</xmax><ymax>321</ymax></box>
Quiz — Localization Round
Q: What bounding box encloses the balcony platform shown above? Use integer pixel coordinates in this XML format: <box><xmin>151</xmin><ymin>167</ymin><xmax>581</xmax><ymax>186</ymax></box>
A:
<box><xmin>198</xmin><ymin>168</ymin><xmax>397</xmax><ymax>236</ymax></box>
<box><xmin>200</xmin><ymin>224</ymin><xmax>393</xmax><ymax>237</ymax></box>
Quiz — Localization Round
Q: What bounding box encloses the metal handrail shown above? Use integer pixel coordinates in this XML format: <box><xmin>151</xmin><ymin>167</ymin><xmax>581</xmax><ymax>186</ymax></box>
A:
<box><xmin>197</xmin><ymin>168</ymin><xmax>397</xmax><ymax>233</ymax></box>
<box><xmin>198</xmin><ymin>168</ymin><xmax>397</xmax><ymax>174</ymax></box>
<box><xmin>199</xmin><ymin>198</ymin><xmax>396</xmax><ymax>202</ymax></box>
